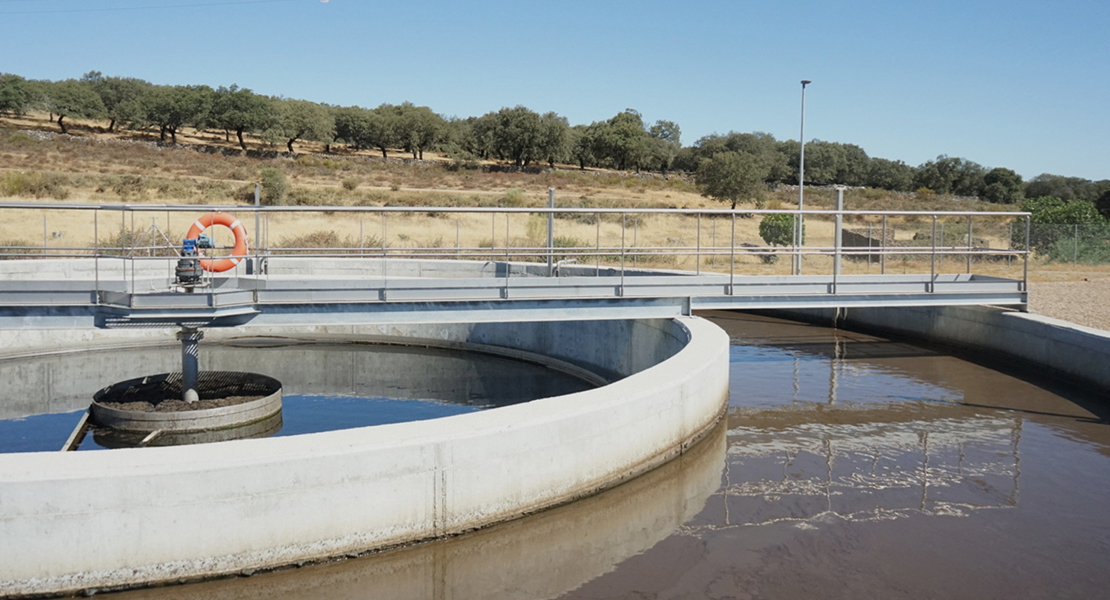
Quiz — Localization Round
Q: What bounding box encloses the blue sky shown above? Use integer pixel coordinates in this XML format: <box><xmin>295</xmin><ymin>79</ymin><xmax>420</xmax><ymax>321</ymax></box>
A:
<box><xmin>1</xmin><ymin>0</ymin><xmax>1107</xmax><ymax>180</ymax></box>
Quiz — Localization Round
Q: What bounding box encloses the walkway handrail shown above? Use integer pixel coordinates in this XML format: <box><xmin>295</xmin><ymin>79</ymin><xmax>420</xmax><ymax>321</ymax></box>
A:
<box><xmin>0</xmin><ymin>203</ymin><xmax>1033</xmax><ymax>305</ymax></box>
<box><xmin>0</xmin><ymin>201</ymin><xmax>1033</xmax><ymax>218</ymax></box>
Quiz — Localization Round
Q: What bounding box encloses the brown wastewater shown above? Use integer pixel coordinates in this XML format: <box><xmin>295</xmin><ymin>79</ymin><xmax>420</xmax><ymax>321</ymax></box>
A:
<box><xmin>62</xmin><ymin>313</ymin><xmax>1110</xmax><ymax>599</ymax></box>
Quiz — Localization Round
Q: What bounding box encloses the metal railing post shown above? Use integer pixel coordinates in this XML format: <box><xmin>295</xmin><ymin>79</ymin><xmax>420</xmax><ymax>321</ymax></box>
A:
<box><xmin>619</xmin><ymin>213</ymin><xmax>626</xmax><ymax>295</ymax></box>
<box><xmin>595</xmin><ymin>213</ymin><xmax>601</xmax><ymax>275</ymax></box>
<box><xmin>833</xmin><ymin>187</ymin><xmax>844</xmax><ymax>293</ymax></box>
<box><xmin>381</xmin><ymin>212</ymin><xmax>387</xmax><ymax>296</ymax></box>
<box><xmin>547</xmin><ymin>187</ymin><xmax>555</xmax><ymax>276</ymax></box>
<box><xmin>792</xmin><ymin>213</ymin><xmax>799</xmax><ymax>275</ymax></box>
<box><xmin>254</xmin><ymin>183</ymin><xmax>260</xmax><ymax>272</ymax></box>
<box><xmin>967</xmin><ymin>216</ymin><xmax>973</xmax><ymax>274</ymax></box>
<box><xmin>729</xmin><ymin>212</ymin><xmax>736</xmax><ymax>295</ymax></box>
<box><xmin>930</xmin><ymin>215</ymin><xmax>937</xmax><ymax>293</ymax></box>
<box><xmin>880</xmin><ymin>215</ymin><xmax>887</xmax><ymax>275</ymax></box>
<box><xmin>94</xmin><ymin>210</ymin><xmax>99</xmax><ymax>300</ymax></box>
<box><xmin>712</xmin><ymin>221</ymin><xmax>717</xmax><ymax>268</ymax></box>
<box><xmin>1023</xmin><ymin>215</ymin><xmax>1030</xmax><ymax>293</ymax></box>
<box><xmin>696</xmin><ymin>213</ymin><xmax>702</xmax><ymax>275</ymax></box>
<box><xmin>633</xmin><ymin>218</ymin><xmax>638</xmax><ymax>267</ymax></box>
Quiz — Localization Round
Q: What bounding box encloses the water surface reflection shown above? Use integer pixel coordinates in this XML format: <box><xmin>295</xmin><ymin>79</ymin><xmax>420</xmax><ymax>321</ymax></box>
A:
<box><xmin>559</xmin><ymin>312</ymin><xmax>1110</xmax><ymax>599</ymax></box>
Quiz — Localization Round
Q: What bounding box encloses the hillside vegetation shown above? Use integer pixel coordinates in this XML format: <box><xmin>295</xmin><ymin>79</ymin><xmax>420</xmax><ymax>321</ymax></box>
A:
<box><xmin>1</xmin><ymin>70</ymin><xmax>1108</xmax><ymax>210</ymax></box>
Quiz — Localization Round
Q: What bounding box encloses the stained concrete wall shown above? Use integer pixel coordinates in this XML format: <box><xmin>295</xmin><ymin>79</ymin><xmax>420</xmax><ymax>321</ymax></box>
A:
<box><xmin>0</xmin><ymin>316</ymin><xmax>729</xmax><ymax>597</ymax></box>
<box><xmin>0</xmin><ymin>341</ymin><xmax>604</xmax><ymax>421</ymax></box>
<box><xmin>765</xmin><ymin>305</ymin><xmax>1110</xmax><ymax>393</ymax></box>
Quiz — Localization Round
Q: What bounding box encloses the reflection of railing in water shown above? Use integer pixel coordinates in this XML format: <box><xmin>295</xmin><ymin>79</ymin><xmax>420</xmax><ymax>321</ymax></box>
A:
<box><xmin>680</xmin><ymin>414</ymin><xmax>1022</xmax><ymax>534</ymax></box>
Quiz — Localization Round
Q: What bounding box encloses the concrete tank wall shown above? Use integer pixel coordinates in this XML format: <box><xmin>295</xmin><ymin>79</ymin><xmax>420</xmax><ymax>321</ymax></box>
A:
<box><xmin>0</xmin><ymin>316</ymin><xmax>729</xmax><ymax>597</ymax></box>
<box><xmin>763</xmin><ymin>305</ymin><xmax>1110</xmax><ymax>393</ymax></box>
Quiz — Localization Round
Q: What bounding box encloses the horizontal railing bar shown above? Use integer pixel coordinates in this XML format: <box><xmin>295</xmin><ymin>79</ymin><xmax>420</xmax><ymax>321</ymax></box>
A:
<box><xmin>0</xmin><ymin>201</ymin><xmax>1033</xmax><ymax>218</ymax></box>
<box><xmin>0</xmin><ymin>248</ymin><xmax>1031</xmax><ymax>260</ymax></box>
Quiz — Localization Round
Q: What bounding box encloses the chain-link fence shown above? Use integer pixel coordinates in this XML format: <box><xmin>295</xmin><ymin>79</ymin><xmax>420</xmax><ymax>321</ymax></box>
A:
<box><xmin>1010</xmin><ymin>223</ymin><xmax>1110</xmax><ymax>265</ymax></box>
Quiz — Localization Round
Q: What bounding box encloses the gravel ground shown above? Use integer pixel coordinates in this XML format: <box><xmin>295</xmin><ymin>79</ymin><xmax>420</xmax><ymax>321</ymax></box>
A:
<box><xmin>1030</xmin><ymin>279</ymin><xmax>1110</xmax><ymax>332</ymax></box>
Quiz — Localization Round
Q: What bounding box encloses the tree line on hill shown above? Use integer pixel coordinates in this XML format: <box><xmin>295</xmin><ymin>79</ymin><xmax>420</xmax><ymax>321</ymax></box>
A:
<box><xmin>1</xmin><ymin>71</ymin><xmax>1108</xmax><ymax>216</ymax></box>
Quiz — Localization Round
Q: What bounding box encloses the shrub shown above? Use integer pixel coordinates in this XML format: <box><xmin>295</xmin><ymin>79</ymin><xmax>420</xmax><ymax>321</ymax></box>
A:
<box><xmin>759</xmin><ymin>213</ymin><xmax>796</xmax><ymax>247</ymax></box>
<box><xmin>259</xmin><ymin>167</ymin><xmax>289</xmax><ymax>205</ymax></box>
<box><xmin>0</xmin><ymin>171</ymin><xmax>70</xmax><ymax>199</ymax></box>
<box><xmin>276</xmin><ymin>230</ymin><xmax>381</xmax><ymax>251</ymax></box>
<box><xmin>112</xmin><ymin>174</ymin><xmax>146</xmax><ymax>197</ymax></box>
<box><xmin>341</xmin><ymin>177</ymin><xmax>360</xmax><ymax>192</ymax></box>
<box><xmin>286</xmin><ymin>186</ymin><xmax>343</xmax><ymax>206</ymax></box>
<box><xmin>503</xmin><ymin>188</ymin><xmax>525</xmax><ymax>207</ymax></box>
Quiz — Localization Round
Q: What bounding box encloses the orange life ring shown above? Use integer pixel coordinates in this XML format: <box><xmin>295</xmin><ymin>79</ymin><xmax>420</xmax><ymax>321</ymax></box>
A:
<box><xmin>185</xmin><ymin>212</ymin><xmax>249</xmax><ymax>273</ymax></box>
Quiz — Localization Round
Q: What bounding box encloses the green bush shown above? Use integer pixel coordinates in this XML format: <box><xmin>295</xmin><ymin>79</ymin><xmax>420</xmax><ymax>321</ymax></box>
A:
<box><xmin>259</xmin><ymin>167</ymin><xmax>289</xmax><ymax>205</ymax></box>
<box><xmin>1043</xmin><ymin>233</ymin><xmax>1110</xmax><ymax>264</ymax></box>
<box><xmin>1011</xmin><ymin>196</ymin><xmax>1107</xmax><ymax>253</ymax></box>
<box><xmin>759</xmin><ymin>213</ymin><xmax>796</xmax><ymax>247</ymax></box>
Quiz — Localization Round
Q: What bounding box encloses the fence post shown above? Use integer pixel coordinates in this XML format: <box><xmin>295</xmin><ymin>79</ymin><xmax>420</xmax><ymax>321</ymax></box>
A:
<box><xmin>1074</xmin><ymin>224</ymin><xmax>1079</xmax><ymax>265</ymax></box>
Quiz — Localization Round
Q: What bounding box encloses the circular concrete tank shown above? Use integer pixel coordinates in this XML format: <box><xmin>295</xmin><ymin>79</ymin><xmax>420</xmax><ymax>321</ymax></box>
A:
<box><xmin>0</xmin><ymin>317</ymin><xmax>731</xmax><ymax>597</ymax></box>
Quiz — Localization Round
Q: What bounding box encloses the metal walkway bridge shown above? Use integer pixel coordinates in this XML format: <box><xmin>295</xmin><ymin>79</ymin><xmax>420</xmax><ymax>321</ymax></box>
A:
<box><xmin>0</xmin><ymin>203</ymin><xmax>1030</xmax><ymax>328</ymax></box>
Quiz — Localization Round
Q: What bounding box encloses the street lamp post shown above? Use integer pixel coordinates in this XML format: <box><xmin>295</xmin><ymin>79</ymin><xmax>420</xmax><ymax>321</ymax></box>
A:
<box><xmin>795</xmin><ymin>79</ymin><xmax>811</xmax><ymax>275</ymax></box>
